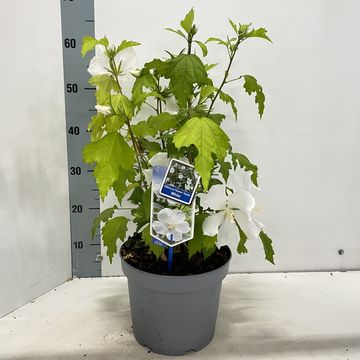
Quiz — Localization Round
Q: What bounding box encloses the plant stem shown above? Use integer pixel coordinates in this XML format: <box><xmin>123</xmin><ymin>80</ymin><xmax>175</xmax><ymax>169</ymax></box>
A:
<box><xmin>186</xmin><ymin>35</ymin><xmax>195</xmax><ymax>163</ymax></box>
<box><xmin>225</xmin><ymin>76</ymin><xmax>243</xmax><ymax>84</ymax></box>
<box><xmin>206</xmin><ymin>38</ymin><xmax>242</xmax><ymax>116</ymax></box>
<box><xmin>145</xmin><ymin>101</ymin><xmax>157</xmax><ymax>112</ymax></box>
<box><xmin>109</xmin><ymin>57</ymin><xmax>148</xmax><ymax>189</ymax></box>
<box><xmin>156</xmin><ymin>78</ymin><xmax>166</xmax><ymax>150</ymax></box>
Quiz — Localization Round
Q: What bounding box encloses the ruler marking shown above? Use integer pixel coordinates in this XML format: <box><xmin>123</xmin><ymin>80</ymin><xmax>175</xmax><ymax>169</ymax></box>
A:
<box><xmin>61</xmin><ymin>0</ymin><xmax>101</xmax><ymax>278</ymax></box>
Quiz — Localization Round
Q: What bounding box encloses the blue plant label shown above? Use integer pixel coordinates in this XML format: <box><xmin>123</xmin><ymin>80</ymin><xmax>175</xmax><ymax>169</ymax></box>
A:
<box><xmin>159</xmin><ymin>159</ymin><xmax>200</xmax><ymax>205</ymax></box>
<box><xmin>149</xmin><ymin>160</ymin><xmax>196</xmax><ymax>248</ymax></box>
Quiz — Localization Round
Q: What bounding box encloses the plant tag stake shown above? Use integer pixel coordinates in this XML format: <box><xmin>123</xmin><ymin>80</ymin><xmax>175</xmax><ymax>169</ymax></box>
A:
<box><xmin>150</xmin><ymin>162</ymin><xmax>196</xmax><ymax>247</ymax></box>
<box><xmin>159</xmin><ymin>159</ymin><xmax>200</xmax><ymax>205</ymax></box>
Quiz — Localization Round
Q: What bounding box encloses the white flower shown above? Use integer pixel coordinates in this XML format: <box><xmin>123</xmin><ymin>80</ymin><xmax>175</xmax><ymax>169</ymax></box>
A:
<box><xmin>95</xmin><ymin>105</ymin><xmax>112</xmax><ymax>115</ymax></box>
<box><xmin>198</xmin><ymin>169</ymin><xmax>263</xmax><ymax>249</ymax></box>
<box><xmin>88</xmin><ymin>45</ymin><xmax>137</xmax><ymax>87</ymax></box>
<box><xmin>152</xmin><ymin>208</ymin><xmax>191</xmax><ymax>242</ymax></box>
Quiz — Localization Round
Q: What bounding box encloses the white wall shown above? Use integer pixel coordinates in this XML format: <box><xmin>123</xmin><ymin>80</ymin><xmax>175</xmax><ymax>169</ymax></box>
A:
<box><xmin>95</xmin><ymin>0</ymin><xmax>360</xmax><ymax>274</ymax></box>
<box><xmin>0</xmin><ymin>1</ymin><xmax>71</xmax><ymax>317</ymax></box>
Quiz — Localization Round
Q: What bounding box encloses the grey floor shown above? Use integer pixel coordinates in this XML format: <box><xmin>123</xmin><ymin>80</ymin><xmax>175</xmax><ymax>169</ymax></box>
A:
<box><xmin>1</xmin><ymin>272</ymin><xmax>359</xmax><ymax>359</ymax></box>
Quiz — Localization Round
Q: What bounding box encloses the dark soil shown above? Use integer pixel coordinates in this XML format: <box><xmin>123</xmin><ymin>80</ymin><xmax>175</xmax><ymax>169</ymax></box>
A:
<box><xmin>120</xmin><ymin>233</ymin><xmax>231</xmax><ymax>276</ymax></box>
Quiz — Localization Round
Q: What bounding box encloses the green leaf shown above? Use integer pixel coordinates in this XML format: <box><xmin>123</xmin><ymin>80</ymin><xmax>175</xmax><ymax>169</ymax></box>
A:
<box><xmin>219</xmin><ymin>161</ymin><xmax>232</xmax><ymax>182</ymax></box>
<box><xmin>173</xmin><ymin>117</ymin><xmax>229</xmax><ymax>190</ymax></box>
<box><xmin>131</xmin><ymin>71</ymin><xmax>158</xmax><ymax>110</ymax></box>
<box><xmin>203</xmin><ymin>246</ymin><xmax>216</xmax><ymax>259</ymax></box>
<box><xmin>219</xmin><ymin>90</ymin><xmax>238</xmax><ymax>119</ymax></box>
<box><xmin>117</xmin><ymin>40</ymin><xmax>141</xmax><ymax>52</ymax></box>
<box><xmin>232</xmin><ymin>152</ymin><xmax>258</xmax><ymax>186</ymax></box>
<box><xmin>180</xmin><ymin>8</ymin><xmax>195</xmax><ymax>34</ymax></box>
<box><xmin>259</xmin><ymin>231</ymin><xmax>275</xmax><ymax>264</ymax></box>
<box><xmin>111</xmin><ymin>94</ymin><xmax>134</xmax><ymax>119</ymax></box>
<box><xmin>208</xmin><ymin>113</ymin><xmax>225</xmax><ymax>125</ymax></box>
<box><xmin>205</xmin><ymin>63</ymin><xmax>218</xmax><ymax>72</ymax></box>
<box><xmin>128</xmin><ymin>186</ymin><xmax>143</xmax><ymax>205</ymax></box>
<box><xmin>165</xmin><ymin>28</ymin><xmax>187</xmax><ymax>39</ymax></box>
<box><xmin>194</xmin><ymin>40</ymin><xmax>208</xmax><ymax>57</ymax></box>
<box><xmin>131</xmin><ymin>189</ymin><xmax>151</xmax><ymax>231</ymax></box>
<box><xmin>229</xmin><ymin>19</ymin><xmax>238</xmax><ymax>34</ymax></box>
<box><xmin>148</xmin><ymin>112</ymin><xmax>177</xmax><ymax>131</ymax></box>
<box><xmin>139</xmin><ymin>138</ymin><xmax>162</xmax><ymax>156</ymax></box>
<box><xmin>83</xmin><ymin>132</ymin><xmax>135</xmax><ymax>200</ymax></box>
<box><xmin>188</xmin><ymin>213</ymin><xmax>217</xmax><ymax>259</ymax></box>
<box><xmin>236</xmin><ymin>224</ymin><xmax>248</xmax><ymax>254</ymax></box>
<box><xmin>132</xmin><ymin>121</ymin><xmax>157</xmax><ymax>137</ymax></box>
<box><xmin>81</xmin><ymin>36</ymin><xmax>108</xmax><ymax>57</ymax></box>
<box><xmin>88</xmin><ymin>114</ymin><xmax>105</xmax><ymax>142</ymax></box>
<box><xmin>142</xmin><ymin>225</ymin><xmax>164</xmax><ymax>259</ymax></box>
<box><xmin>199</xmin><ymin>85</ymin><xmax>216</xmax><ymax>102</ymax></box>
<box><xmin>105</xmin><ymin>115</ymin><xmax>124</xmax><ymax>133</ymax></box>
<box><xmin>102</xmin><ymin>216</ymin><xmax>128</xmax><ymax>263</ymax></box>
<box><xmin>144</xmin><ymin>58</ymin><xmax>168</xmax><ymax>76</ymax></box>
<box><xmin>113</xmin><ymin>169</ymin><xmax>135</xmax><ymax>204</ymax></box>
<box><xmin>242</xmin><ymin>75</ymin><xmax>265</xmax><ymax>118</ymax></box>
<box><xmin>247</xmin><ymin>27</ymin><xmax>272</xmax><ymax>43</ymax></box>
<box><xmin>91</xmin><ymin>205</ymin><xmax>118</xmax><ymax>239</ymax></box>
<box><xmin>239</xmin><ymin>24</ymin><xmax>251</xmax><ymax>34</ymax></box>
<box><xmin>89</xmin><ymin>74</ymin><xmax>119</xmax><ymax>105</ymax></box>
<box><xmin>165</xmin><ymin>54</ymin><xmax>208</xmax><ymax>107</ymax></box>
<box><xmin>206</xmin><ymin>37</ymin><xmax>227</xmax><ymax>46</ymax></box>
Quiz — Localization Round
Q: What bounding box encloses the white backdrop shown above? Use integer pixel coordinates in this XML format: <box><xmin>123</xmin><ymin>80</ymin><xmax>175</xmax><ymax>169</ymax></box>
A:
<box><xmin>96</xmin><ymin>0</ymin><xmax>360</xmax><ymax>275</ymax></box>
<box><xmin>0</xmin><ymin>1</ymin><xmax>71</xmax><ymax>317</ymax></box>
<box><xmin>0</xmin><ymin>1</ymin><xmax>359</xmax><ymax>317</ymax></box>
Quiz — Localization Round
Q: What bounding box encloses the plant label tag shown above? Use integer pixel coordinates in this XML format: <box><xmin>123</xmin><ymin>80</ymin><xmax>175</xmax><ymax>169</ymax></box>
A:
<box><xmin>159</xmin><ymin>159</ymin><xmax>200</xmax><ymax>205</ymax></box>
<box><xmin>150</xmin><ymin>163</ymin><xmax>195</xmax><ymax>247</ymax></box>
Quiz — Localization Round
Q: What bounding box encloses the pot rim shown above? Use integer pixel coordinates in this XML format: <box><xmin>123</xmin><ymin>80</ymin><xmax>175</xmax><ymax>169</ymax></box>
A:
<box><xmin>120</xmin><ymin>242</ymin><xmax>232</xmax><ymax>280</ymax></box>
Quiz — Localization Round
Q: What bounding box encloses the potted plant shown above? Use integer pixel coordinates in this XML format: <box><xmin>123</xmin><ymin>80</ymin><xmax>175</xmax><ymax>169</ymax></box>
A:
<box><xmin>82</xmin><ymin>9</ymin><xmax>275</xmax><ymax>356</ymax></box>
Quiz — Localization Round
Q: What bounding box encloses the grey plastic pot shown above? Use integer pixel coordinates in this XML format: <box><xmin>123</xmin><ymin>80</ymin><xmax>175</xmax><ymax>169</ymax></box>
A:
<box><xmin>120</xmin><ymin>246</ymin><xmax>231</xmax><ymax>356</ymax></box>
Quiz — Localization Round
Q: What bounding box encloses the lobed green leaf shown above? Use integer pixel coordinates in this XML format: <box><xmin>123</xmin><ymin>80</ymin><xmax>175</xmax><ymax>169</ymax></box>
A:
<box><xmin>148</xmin><ymin>112</ymin><xmax>177</xmax><ymax>131</ymax></box>
<box><xmin>219</xmin><ymin>90</ymin><xmax>238</xmax><ymax>119</ymax></box>
<box><xmin>259</xmin><ymin>231</ymin><xmax>275</xmax><ymax>264</ymax></box>
<box><xmin>173</xmin><ymin>117</ymin><xmax>229</xmax><ymax>190</ymax></box>
<box><xmin>83</xmin><ymin>132</ymin><xmax>135</xmax><ymax>200</ymax></box>
<box><xmin>117</xmin><ymin>40</ymin><xmax>141</xmax><ymax>52</ymax></box>
<box><xmin>232</xmin><ymin>152</ymin><xmax>258</xmax><ymax>186</ymax></box>
<box><xmin>88</xmin><ymin>114</ymin><xmax>105</xmax><ymax>142</ymax></box>
<box><xmin>81</xmin><ymin>36</ymin><xmax>108</xmax><ymax>57</ymax></box>
<box><xmin>89</xmin><ymin>74</ymin><xmax>119</xmax><ymax>105</ymax></box>
<box><xmin>91</xmin><ymin>205</ymin><xmax>118</xmax><ymax>239</ymax></box>
<box><xmin>242</xmin><ymin>75</ymin><xmax>265</xmax><ymax>118</ymax></box>
<box><xmin>132</xmin><ymin>121</ymin><xmax>157</xmax><ymax>137</ymax></box>
<box><xmin>247</xmin><ymin>27</ymin><xmax>272</xmax><ymax>43</ymax></box>
<box><xmin>142</xmin><ymin>225</ymin><xmax>164</xmax><ymax>259</ymax></box>
<box><xmin>111</xmin><ymin>94</ymin><xmax>134</xmax><ymax>119</ymax></box>
<box><xmin>165</xmin><ymin>54</ymin><xmax>208</xmax><ymax>107</ymax></box>
<box><xmin>188</xmin><ymin>213</ymin><xmax>217</xmax><ymax>259</ymax></box>
<box><xmin>180</xmin><ymin>8</ymin><xmax>195</xmax><ymax>34</ymax></box>
<box><xmin>102</xmin><ymin>216</ymin><xmax>128</xmax><ymax>263</ymax></box>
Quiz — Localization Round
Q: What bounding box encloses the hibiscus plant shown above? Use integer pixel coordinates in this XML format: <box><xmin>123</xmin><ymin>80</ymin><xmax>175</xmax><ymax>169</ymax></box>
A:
<box><xmin>82</xmin><ymin>9</ymin><xmax>275</xmax><ymax>264</ymax></box>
